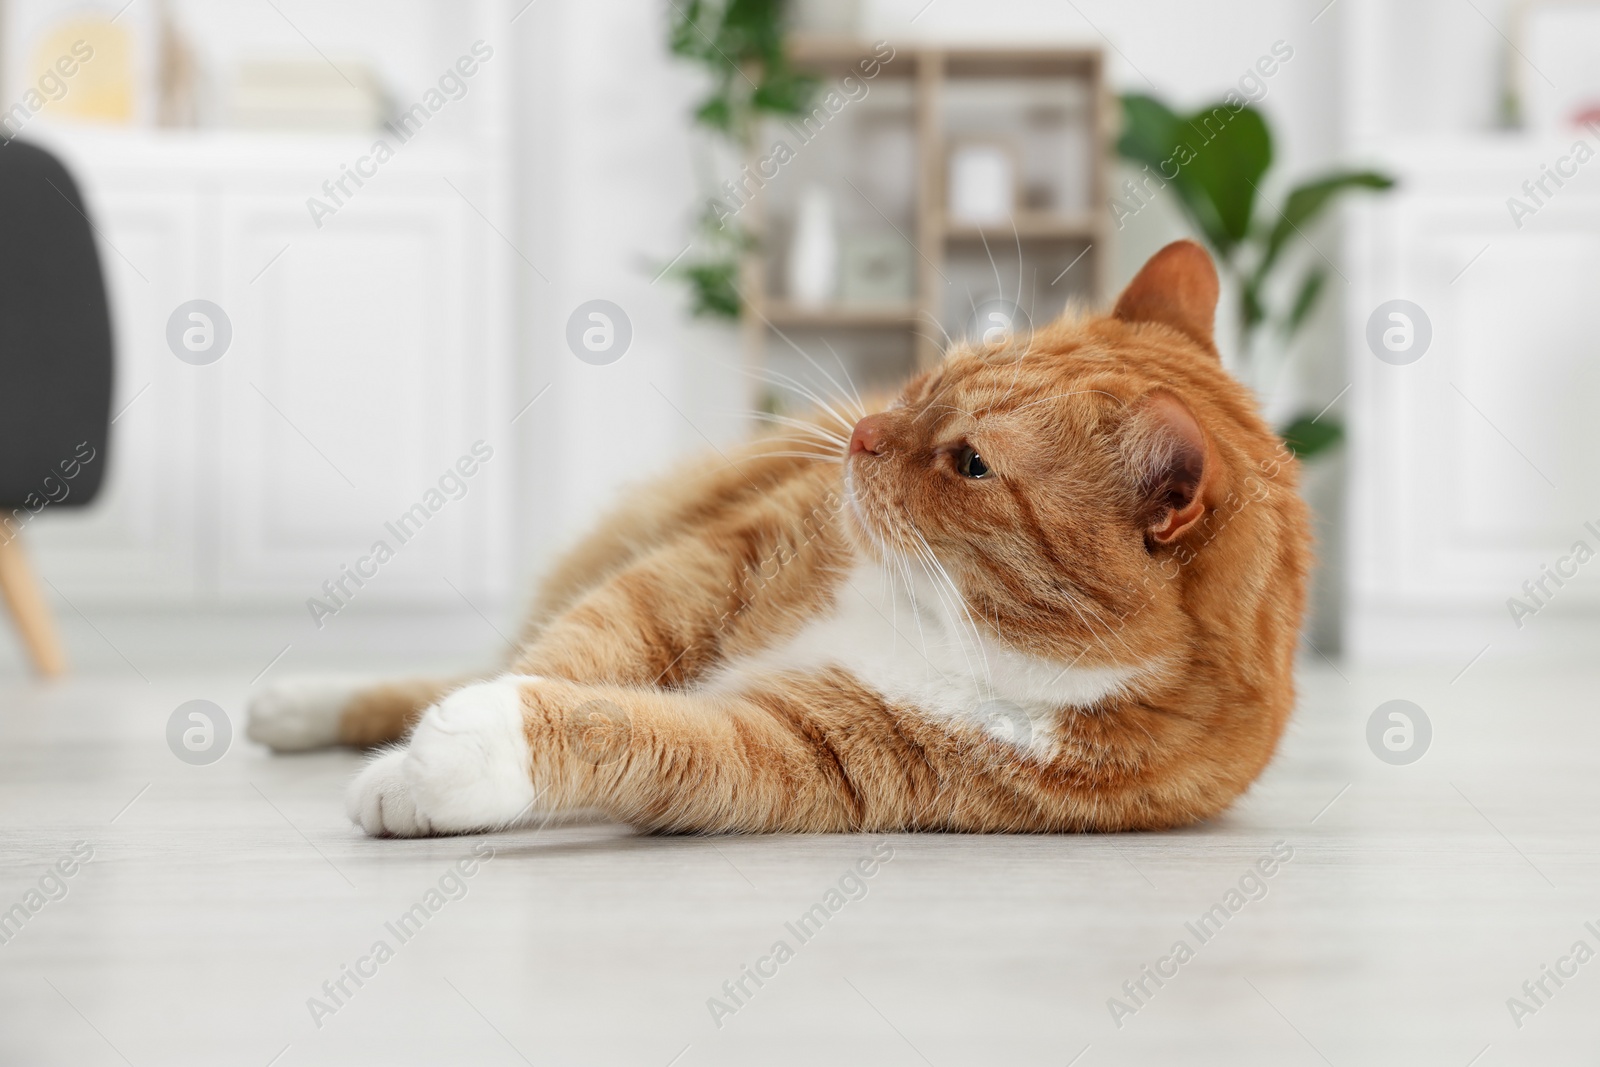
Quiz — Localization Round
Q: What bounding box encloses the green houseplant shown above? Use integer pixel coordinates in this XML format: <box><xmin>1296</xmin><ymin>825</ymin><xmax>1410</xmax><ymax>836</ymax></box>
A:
<box><xmin>666</xmin><ymin>0</ymin><xmax>814</xmax><ymax>318</ymax></box>
<box><xmin>1114</xmin><ymin>94</ymin><xmax>1394</xmax><ymax>458</ymax></box>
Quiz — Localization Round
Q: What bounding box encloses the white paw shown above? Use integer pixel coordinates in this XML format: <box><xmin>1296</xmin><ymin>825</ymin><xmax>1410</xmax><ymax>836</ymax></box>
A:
<box><xmin>345</xmin><ymin>677</ymin><xmax>541</xmax><ymax>838</ymax></box>
<box><xmin>247</xmin><ymin>676</ymin><xmax>370</xmax><ymax>752</ymax></box>
<box><xmin>347</xmin><ymin>749</ymin><xmax>433</xmax><ymax>836</ymax></box>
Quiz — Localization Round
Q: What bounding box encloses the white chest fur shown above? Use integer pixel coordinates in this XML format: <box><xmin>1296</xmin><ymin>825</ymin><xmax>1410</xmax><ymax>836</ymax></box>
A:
<box><xmin>701</xmin><ymin>560</ymin><xmax>1139</xmax><ymax>758</ymax></box>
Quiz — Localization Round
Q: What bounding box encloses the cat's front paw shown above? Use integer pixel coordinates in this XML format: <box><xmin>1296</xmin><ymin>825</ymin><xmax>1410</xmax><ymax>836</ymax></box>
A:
<box><xmin>347</xmin><ymin>749</ymin><xmax>434</xmax><ymax>836</ymax></box>
<box><xmin>345</xmin><ymin>677</ymin><xmax>542</xmax><ymax>838</ymax></box>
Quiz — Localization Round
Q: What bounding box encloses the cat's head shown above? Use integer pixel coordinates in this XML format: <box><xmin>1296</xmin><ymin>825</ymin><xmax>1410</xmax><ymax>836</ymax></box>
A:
<box><xmin>844</xmin><ymin>240</ymin><xmax>1308</xmax><ymax>679</ymax></box>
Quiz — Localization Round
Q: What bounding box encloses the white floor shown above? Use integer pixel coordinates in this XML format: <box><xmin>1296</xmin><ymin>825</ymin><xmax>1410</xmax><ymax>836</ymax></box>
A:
<box><xmin>1</xmin><ymin>662</ymin><xmax>1597</xmax><ymax>1066</ymax></box>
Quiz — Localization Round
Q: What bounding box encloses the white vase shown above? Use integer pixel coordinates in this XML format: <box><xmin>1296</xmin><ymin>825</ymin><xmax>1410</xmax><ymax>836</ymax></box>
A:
<box><xmin>790</xmin><ymin>0</ymin><xmax>861</xmax><ymax>35</ymax></box>
<box><xmin>788</xmin><ymin>185</ymin><xmax>838</xmax><ymax>308</ymax></box>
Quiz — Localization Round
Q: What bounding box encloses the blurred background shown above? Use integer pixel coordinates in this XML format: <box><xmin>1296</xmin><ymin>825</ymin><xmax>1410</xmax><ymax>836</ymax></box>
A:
<box><xmin>1</xmin><ymin>0</ymin><xmax>1593</xmax><ymax>684</ymax></box>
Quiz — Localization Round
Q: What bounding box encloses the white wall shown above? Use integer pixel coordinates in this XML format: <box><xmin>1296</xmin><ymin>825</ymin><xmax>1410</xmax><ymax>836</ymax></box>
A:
<box><xmin>509</xmin><ymin>0</ymin><xmax>747</xmax><ymax>592</ymax></box>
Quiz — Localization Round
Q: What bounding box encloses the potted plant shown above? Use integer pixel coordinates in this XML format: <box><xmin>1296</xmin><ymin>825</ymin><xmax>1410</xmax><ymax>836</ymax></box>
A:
<box><xmin>665</xmin><ymin>0</ymin><xmax>815</xmax><ymax>319</ymax></box>
<box><xmin>1115</xmin><ymin>93</ymin><xmax>1394</xmax><ymax>459</ymax></box>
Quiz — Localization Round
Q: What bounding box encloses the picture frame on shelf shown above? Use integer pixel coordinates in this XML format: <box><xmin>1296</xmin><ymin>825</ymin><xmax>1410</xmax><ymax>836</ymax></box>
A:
<box><xmin>946</xmin><ymin>137</ymin><xmax>1020</xmax><ymax>226</ymax></box>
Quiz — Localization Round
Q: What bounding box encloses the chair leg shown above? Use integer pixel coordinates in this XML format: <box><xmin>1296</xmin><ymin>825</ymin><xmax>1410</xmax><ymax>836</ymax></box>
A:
<box><xmin>0</xmin><ymin>532</ymin><xmax>67</xmax><ymax>677</ymax></box>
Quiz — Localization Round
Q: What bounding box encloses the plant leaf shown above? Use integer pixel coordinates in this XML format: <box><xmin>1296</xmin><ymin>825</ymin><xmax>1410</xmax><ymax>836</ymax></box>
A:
<box><xmin>683</xmin><ymin>260</ymin><xmax>741</xmax><ymax>319</ymax></box>
<box><xmin>1173</xmin><ymin>104</ymin><xmax>1272</xmax><ymax>257</ymax></box>
<box><xmin>753</xmin><ymin>69</ymin><xmax>816</xmax><ymax>115</ymax></box>
<box><xmin>694</xmin><ymin>94</ymin><xmax>734</xmax><ymax>133</ymax></box>
<box><xmin>1114</xmin><ymin>95</ymin><xmax>1272</xmax><ymax>260</ymax></box>
<box><xmin>1280</xmin><ymin>413</ymin><xmax>1343</xmax><ymax>459</ymax></box>
<box><xmin>1116</xmin><ymin>93</ymin><xmax>1183</xmax><ymax>173</ymax></box>
<box><xmin>1115</xmin><ymin>95</ymin><xmax>1227</xmax><ymax>255</ymax></box>
<box><xmin>1284</xmin><ymin>266</ymin><xmax>1327</xmax><ymax>338</ymax></box>
<box><xmin>1239</xmin><ymin>280</ymin><xmax>1266</xmax><ymax>354</ymax></box>
<box><xmin>668</xmin><ymin>0</ymin><xmax>713</xmax><ymax>59</ymax></box>
<box><xmin>1259</xmin><ymin>170</ymin><xmax>1394</xmax><ymax>281</ymax></box>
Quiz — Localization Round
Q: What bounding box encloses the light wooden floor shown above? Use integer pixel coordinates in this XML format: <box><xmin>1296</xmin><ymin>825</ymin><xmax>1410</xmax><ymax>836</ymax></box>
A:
<box><xmin>1</xmin><ymin>663</ymin><xmax>1596</xmax><ymax>1066</ymax></box>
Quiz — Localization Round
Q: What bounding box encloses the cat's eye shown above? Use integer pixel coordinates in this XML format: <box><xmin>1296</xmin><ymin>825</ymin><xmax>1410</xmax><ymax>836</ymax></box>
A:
<box><xmin>955</xmin><ymin>446</ymin><xmax>991</xmax><ymax>479</ymax></box>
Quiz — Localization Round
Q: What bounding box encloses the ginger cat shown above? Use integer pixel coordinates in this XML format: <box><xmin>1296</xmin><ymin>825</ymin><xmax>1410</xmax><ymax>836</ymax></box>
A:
<box><xmin>248</xmin><ymin>240</ymin><xmax>1311</xmax><ymax>837</ymax></box>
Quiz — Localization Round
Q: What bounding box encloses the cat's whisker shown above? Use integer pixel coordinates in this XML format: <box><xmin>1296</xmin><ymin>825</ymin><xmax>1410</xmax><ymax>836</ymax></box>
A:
<box><xmin>760</xmin><ymin>440</ymin><xmax>847</xmax><ymax>457</ymax></box>
<box><xmin>819</xmin><ymin>340</ymin><xmax>866</xmax><ymax>414</ymax></box>
<box><xmin>714</xmin><ymin>356</ymin><xmax>860</xmax><ymax>434</ymax></box>
<box><xmin>979</xmin><ymin>223</ymin><xmax>1030</xmax><ymax>412</ymax></box>
<box><xmin>730</xmin><ymin>331</ymin><xmax>864</xmax><ymax>432</ymax></box>
<box><xmin>872</xmin><ymin>534</ymin><xmax>927</xmax><ymax>675</ymax></box>
<box><xmin>752</xmin><ymin>449</ymin><xmax>840</xmax><ymax>459</ymax></box>
<box><xmin>742</xmin><ymin>301</ymin><xmax>868</xmax><ymax>418</ymax></box>
<box><xmin>747</xmin><ymin>451</ymin><xmax>845</xmax><ymax>463</ymax></box>
<box><xmin>926</xmin><ymin>557</ymin><xmax>995</xmax><ymax>696</ymax></box>
<box><xmin>993</xmin><ymin>298</ymin><xmax>1036</xmax><ymax>408</ymax></box>
<box><xmin>910</xmin><ymin>528</ymin><xmax>1001</xmax><ymax>697</ymax></box>
<box><xmin>875</xmin><ymin>557</ymin><xmax>893</xmax><ymax>652</ymax></box>
<box><xmin>793</xmin><ymin>341</ymin><xmax>867</xmax><ymax>424</ymax></box>
<box><xmin>892</xmin><ymin>545</ymin><xmax>937</xmax><ymax>673</ymax></box>
<box><xmin>750</xmin><ymin>365</ymin><xmax>860</xmax><ymax>436</ymax></box>
<box><xmin>916</xmin><ymin>310</ymin><xmax>956</xmax><ymax>350</ymax></box>
<box><xmin>780</xmin><ymin>368</ymin><xmax>863</xmax><ymax>430</ymax></box>
<box><xmin>746</xmin><ymin>429</ymin><xmax>850</xmax><ymax>460</ymax></box>
<box><xmin>1010</xmin><ymin>217</ymin><xmax>1025</xmax><ymax>311</ymax></box>
<box><xmin>758</xmin><ymin>418</ymin><xmax>849</xmax><ymax>445</ymax></box>
<box><xmin>756</xmin><ymin>434</ymin><xmax>849</xmax><ymax>456</ymax></box>
<box><xmin>904</xmin><ymin>525</ymin><xmax>992</xmax><ymax>694</ymax></box>
<box><xmin>885</xmin><ymin>550</ymin><xmax>910</xmax><ymax>663</ymax></box>
<box><xmin>977</xmin><ymin>228</ymin><xmax>1006</xmax><ymax>311</ymax></box>
<box><xmin>751</xmin><ymin>413</ymin><xmax>851</xmax><ymax>448</ymax></box>
<box><xmin>911</xmin><ymin>329</ymin><xmax>954</xmax><ymax>361</ymax></box>
<box><xmin>850</xmin><ymin>522</ymin><xmax>936</xmax><ymax>672</ymax></box>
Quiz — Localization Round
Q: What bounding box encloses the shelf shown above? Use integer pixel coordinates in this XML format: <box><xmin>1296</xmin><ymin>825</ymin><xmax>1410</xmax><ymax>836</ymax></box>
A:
<box><xmin>760</xmin><ymin>302</ymin><xmax>921</xmax><ymax>329</ymax></box>
<box><xmin>785</xmin><ymin>40</ymin><xmax>1099</xmax><ymax>80</ymax></box>
<box><xmin>944</xmin><ymin>49</ymin><xmax>1100</xmax><ymax>80</ymax></box>
<box><xmin>787</xmin><ymin>36</ymin><xmax>910</xmax><ymax>76</ymax></box>
<box><xmin>943</xmin><ymin>214</ymin><xmax>1098</xmax><ymax>241</ymax></box>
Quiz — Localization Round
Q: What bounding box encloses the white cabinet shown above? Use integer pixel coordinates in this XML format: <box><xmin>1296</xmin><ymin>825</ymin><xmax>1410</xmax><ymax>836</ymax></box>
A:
<box><xmin>1345</xmin><ymin>144</ymin><xmax>1600</xmax><ymax>659</ymax></box>
<box><xmin>1337</xmin><ymin>0</ymin><xmax>1600</xmax><ymax>660</ymax></box>
<box><xmin>25</xmin><ymin>130</ymin><xmax>513</xmax><ymax>609</ymax></box>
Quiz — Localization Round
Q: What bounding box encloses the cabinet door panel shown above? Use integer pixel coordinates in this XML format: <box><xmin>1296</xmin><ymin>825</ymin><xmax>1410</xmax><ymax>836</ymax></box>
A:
<box><xmin>1351</xmin><ymin>192</ymin><xmax>1600</xmax><ymax>614</ymax></box>
<box><xmin>212</xmin><ymin>186</ymin><xmax>496</xmax><ymax>605</ymax></box>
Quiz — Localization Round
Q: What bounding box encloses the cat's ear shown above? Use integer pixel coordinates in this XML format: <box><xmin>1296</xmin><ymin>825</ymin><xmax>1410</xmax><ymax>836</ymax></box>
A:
<box><xmin>1122</xmin><ymin>391</ymin><xmax>1221</xmax><ymax>545</ymax></box>
<box><xmin>1112</xmin><ymin>240</ymin><xmax>1219</xmax><ymax>351</ymax></box>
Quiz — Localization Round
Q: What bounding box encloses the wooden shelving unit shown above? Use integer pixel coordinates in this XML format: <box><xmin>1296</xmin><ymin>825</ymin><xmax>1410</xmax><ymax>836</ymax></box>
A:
<box><xmin>944</xmin><ymin>213</ymin><xmax>1100</xmax><ymax>242</ymax></box>
<box><xmin>763</xmin><ymin>301</ymin><xmax>922</xmax><ymax>328</ymax></box>
<box><xmin>740</xmin><ymin>40</ymin><xmax>1110</xmax><ymax>407</ymax></box>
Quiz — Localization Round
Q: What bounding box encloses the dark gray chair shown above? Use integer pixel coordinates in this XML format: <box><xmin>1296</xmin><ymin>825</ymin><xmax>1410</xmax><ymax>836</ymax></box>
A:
<box><xmin>0</xmin><ymin>138</ymin><xmax>114</xmax><ymax>675</ymax></box>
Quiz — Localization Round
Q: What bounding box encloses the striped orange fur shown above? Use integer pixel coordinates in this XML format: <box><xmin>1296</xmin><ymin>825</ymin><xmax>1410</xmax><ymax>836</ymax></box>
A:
<box><xmin>308</xmin><ymin>240</ymin><xmax>1312</xmax><ymax>835</ymax></box>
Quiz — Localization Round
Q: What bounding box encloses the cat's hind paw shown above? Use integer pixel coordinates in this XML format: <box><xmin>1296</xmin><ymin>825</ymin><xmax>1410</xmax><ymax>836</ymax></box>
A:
<box><xmin>247</xmin><ymin>677</ymin><xmax>368</xmax><ymax>752</ymax></box>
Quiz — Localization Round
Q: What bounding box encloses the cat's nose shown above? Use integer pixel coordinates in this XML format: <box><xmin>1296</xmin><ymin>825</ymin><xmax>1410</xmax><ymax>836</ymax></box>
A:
<box><xmin>849</xmin><ymin>414</ymin><xmax>888</xmax><ymax>456</ymax></box>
